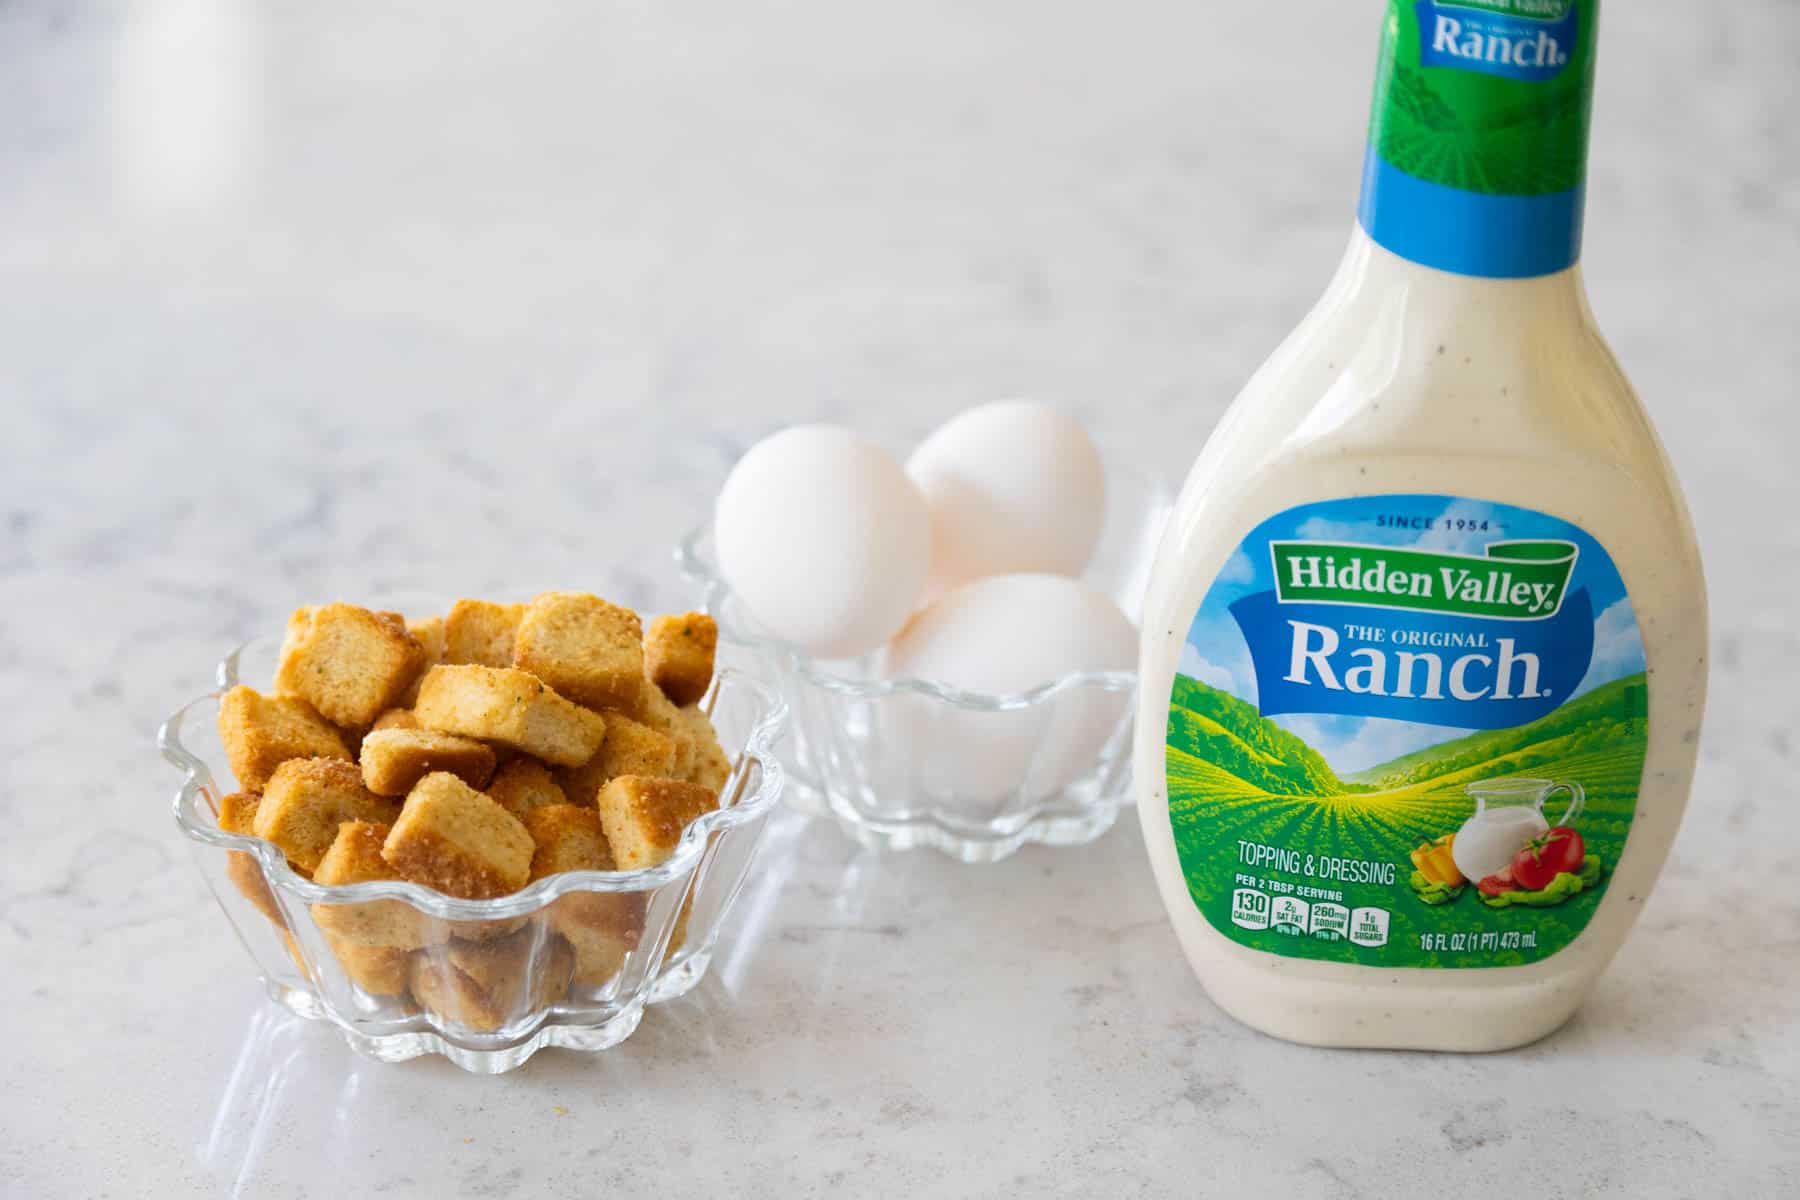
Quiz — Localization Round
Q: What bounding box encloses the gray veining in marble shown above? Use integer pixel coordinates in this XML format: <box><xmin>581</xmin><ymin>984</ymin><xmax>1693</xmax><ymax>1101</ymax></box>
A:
<box><xmin>1</xmin><ymin>1</ymin><xmax>1796</xmax><ymax>1196</ymax></box>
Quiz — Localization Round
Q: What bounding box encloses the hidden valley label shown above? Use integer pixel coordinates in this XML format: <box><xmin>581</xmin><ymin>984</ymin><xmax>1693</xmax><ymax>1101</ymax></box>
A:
<box><xmin>1165</xmin><ymin>495</ymin><xmax>1647</xmax><ymax>968</ymax></box>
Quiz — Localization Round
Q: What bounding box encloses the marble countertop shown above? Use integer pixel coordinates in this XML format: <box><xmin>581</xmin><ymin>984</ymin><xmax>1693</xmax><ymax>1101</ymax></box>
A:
<box><xmin>2</xmin><ymin>1</ymin><xmax>1796</xmax><ymax>1196</ymax></box>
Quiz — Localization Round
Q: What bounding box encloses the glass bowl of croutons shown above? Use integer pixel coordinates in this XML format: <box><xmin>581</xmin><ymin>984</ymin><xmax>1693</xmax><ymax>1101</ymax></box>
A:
<box><xmin>678</xmin><ymin>465</ymin><xmax>1170</xmax><ymax>864</ymax></box>
<box><xmin>160</xmin><ymin>593</ymin><xmax>786</xmax><ymax>1074</ymax></box>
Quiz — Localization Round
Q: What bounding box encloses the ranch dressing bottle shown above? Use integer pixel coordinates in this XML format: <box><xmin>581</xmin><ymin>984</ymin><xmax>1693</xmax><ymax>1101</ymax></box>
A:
<box><xmin>1135</xmin><ymin>0</ymin><xmax>1707</xmax><ymax>1050</ymax></box>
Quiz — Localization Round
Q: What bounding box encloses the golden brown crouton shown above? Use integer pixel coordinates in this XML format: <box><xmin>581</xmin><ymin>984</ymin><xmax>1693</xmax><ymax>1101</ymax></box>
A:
<box><xmin>253</xmin><ymin>758</ymin><xmax>401</xmax><ymax>874</ymax></box>
<box><xmin>218</xmin><ymin>789</ymin><xmax>260</xmax><ymax>836</ymax></box>
<box><xmin>371</xmin><ymin>708</ymin><xmax>420</xmax><ymax>732</ymax></box>
<box><xmin>217</xmin><ymin>685</ymin><xmax>350</xmax><ymax>792</ymax></box>
<box><xmin>512</xmin><ymin>592</ymin><xmax>645</xmax><ymax>710</ymax></box>
<box><xmin>524</xmin><ymin>805</ymin><xmax>644</xmax><ymax>983</ymax></box>
<box><xmin>596</xmin><ymin>776</ymin><xmax>720</xmax><ymax>870</ymax></box>
<box><xmin>555</xmin><ymin>713</ymin><xmax>678</xmax><ymax>807</ymax></box>
<box><xmin>485</xmin><ymin>758</ymin><xmax>567</xmax><ymax>819</ymax></box>
<box><xmin>217</xmin><ymin>791</ymin><xmax>287</xmax><ymax>926</ymax></box>
<box><xmin>644</xmin><ymin>613</ymin><xmax>718</xmax><ymax>707</ymax></box>
<box><xmin>359</xmin><ymin>727</ymin><xmax>497</xmax><ymax>796</ymax></box>
<box><xmin>523</xmin><ymin>804</ymin><xmax>615</xmax><ymax>875</ymax></box>
<box><xmin>322</xmin><ymin>933</ymin><xmax>413</xmax><ymax>996</ymax></box>
<box><xmin>624</xmin><ymin>676</ymin><xmax>694</xmax><ymax>777</ymax></box>
<box><xmin>413</xmin><ymin>664</ymin><xmax>606</xmax><ymax>767</ymax></box>
<box><xmin>397</xmin><ymin>615</ymin><xmax>448</xmax><ymax>705</ymax></box>
<box><xmin>677</xmin><ymin>704</ymin><xmax>734</xmax><ymax>798</ymax></box>
<box><xmin>407</xmin><ymin>615</ymin><xmax>447</xmax><ymax>664</ymax></box>
<box><xmin>408</xmin><ymin>930</ymin><xmax>575</xmax><ymax>1032</ymax></box>
<box><xmin>309</xmin><ymin>821</ymin><xmax>428</xmax><ymax>949</ymax></box>
<box><xmin>444</xmin><ymin>600</ymin><xmax>524</xmax><ymax>668</ymax></box>
<box><xmin>381</xmin><ymin>772</ymin><xmax>533</xmax><ymax>900</ymax></box>
<box><xmin>273</xmin><ymin>603</ymin><xmax>429</xmax><ymax>728</ymax></box>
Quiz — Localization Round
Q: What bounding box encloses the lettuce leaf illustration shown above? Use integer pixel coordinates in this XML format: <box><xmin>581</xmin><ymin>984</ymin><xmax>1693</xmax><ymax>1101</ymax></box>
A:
<box><xmin>1408</xmin><ymin>870</ymin><xmax>1466</xmax><ymax>906</ymax></box>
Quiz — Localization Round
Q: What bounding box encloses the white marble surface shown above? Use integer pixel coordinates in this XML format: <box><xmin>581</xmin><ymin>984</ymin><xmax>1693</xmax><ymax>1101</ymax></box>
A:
<box><xmin>2</xmin><ymin>1</ymin><xmax>1797</xmax><ymax>1195</ymax></box>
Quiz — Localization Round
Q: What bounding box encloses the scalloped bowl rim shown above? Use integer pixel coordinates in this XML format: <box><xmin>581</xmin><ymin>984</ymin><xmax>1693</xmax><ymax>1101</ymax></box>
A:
<box><xmin>162</xmin><ymin>655</ymin><xmax>788</xmax><ymax>920</ymax></box>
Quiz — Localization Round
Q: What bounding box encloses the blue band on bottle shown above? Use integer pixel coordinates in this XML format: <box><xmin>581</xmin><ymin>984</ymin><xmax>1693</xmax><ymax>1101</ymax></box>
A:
<box><xmin>1357</xmin><ymin>148</ymin><xmax>1584</xmax><ymax>279</ymax></box>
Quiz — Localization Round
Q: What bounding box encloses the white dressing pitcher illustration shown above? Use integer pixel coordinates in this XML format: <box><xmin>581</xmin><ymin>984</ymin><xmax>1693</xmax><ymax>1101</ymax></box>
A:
<box><xmin>1451</xmin><ymin>777</ymin><xmax>1585</xmax><ymax>883</ymax></box>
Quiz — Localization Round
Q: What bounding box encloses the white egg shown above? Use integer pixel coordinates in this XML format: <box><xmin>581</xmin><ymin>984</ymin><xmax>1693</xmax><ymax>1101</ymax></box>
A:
<box><xmin>883</xmin><ymin>573</ymin><xmax>1137</xmax><ymax>800</ymax></box>
<box><xmin>715</xmin><ymin>425</ymin><xmax>930</xmax><ymax>660</ymax></box>
<box><xmin>906</xmin><ymin>401</ymin><xmax>1107</xmax><ymax>592</ymax></box>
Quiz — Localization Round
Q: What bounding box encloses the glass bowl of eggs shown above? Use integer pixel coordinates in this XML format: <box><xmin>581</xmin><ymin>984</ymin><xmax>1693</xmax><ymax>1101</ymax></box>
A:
<box><xmin>678</xmin><ymin>405</ymin><xmax>1172</xmax><ymax>863</ymax></box>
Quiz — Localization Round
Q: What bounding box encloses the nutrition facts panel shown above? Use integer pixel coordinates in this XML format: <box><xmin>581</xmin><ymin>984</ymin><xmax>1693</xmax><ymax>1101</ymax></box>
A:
<box><xmin>1230</xmin><ymin>887</ymin><xmax>1390</xmax><ymax>948</ymax></box>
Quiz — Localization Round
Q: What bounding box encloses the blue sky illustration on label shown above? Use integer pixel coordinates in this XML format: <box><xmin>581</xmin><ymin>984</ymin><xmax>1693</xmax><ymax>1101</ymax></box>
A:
<box><xmin>1179</xmin><ymin>495</ymin><xmax>1643</xmax><ymax>774</ymax></box>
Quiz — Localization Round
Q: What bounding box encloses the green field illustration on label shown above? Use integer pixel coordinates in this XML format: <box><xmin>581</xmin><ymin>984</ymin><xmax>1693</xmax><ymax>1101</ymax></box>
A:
<box><xmin>1166</xmin><ymin>495</ymin><xmax>1648</xmax><ymax>969</ymax></box>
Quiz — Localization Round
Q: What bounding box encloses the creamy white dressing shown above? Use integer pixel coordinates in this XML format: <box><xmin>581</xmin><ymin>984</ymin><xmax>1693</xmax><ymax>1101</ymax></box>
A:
<box><xmin>1134</xmin><ymin>228</ymin><xmax>1708</xmax><ymax>1051</ymax></box>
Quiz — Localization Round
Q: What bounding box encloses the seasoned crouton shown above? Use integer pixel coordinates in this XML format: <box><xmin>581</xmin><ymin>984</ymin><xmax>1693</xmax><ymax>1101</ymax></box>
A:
<box><xmin>555</xmin><ymin>713</ymin><xmax>677</xmax><ymax>807</ymax></box>
<box><xmin>625</xmin><ymin>677</ymin><xmax>693</xmax><ymax>778</ymax></box>
<box><xmin>371</xmin><ymin>708</ymin><xmax>419</xmax><ymax>732</ymax></box>
<box><xmin>381</xmin><ymin>772</ymin><xmax>533</xmax><ymax>900</ymax></box>
<box><xmin>677</xmin><ymin>705</ymin><xmax>733</xmax><ymax>798</ymax></box>
<box><xmin>523</xmin><ymin>804</ymin><xmax>615</xmax><ymax>877</ymax></box>
<box><xmin>444</xmin><ymin>600</ymin><xmax>524</xmax><ymax>668</ymax></box>
<box><xmin>217</xmin><ymin>685</ymin><xmax>350</xmax><ymax>792</ymax></box>
<box><xmin>524</xmin><ymin>805</ymin><xmax>644</xmax><ymax>983</ymax></box>
<box><xmin>407</xmin><ymin>615</ymin><xmax>447</xmax><ymax>664</ymax></box>
<box><xmin>359</xmin><ymin>727</ymin><xmax>496</xmax><ymax>796</ymax></box>
<box><xmin>644</xmin><ymin>613</ymin><xmax>717</xmax><ymax>707</ymax></box>
<box><xmin>413</xmin><ymin>664</ymin><xmax>606</xmax><ymax>767</ymax></box>
<box><xmin>218</xmin><ymin>789</ymin><xmax>261</xmax><ymax>837</ymax></box>
<box><xmin>254</xmin><ymin>758</ymin><xmax>400</xmax><ymax>873</ymax></box>
<box><xmin>309</xmin><ymin>821</ymin><xmax>428</xmax><ymax>949</ymax></box>
<box><xmin>408</xmin><ymin>929</ymin><xmax>574</xmax><ymax>1032</ymax></box>
<box><xmin>322</xmin><ymin>933</ymin><xmax>413</xmax><ymax>996</ymax></box>
<box><xmin>217</xmin><ymin>791</ymin><xmax>287</xmax><ymax>926</ymax></box>
<box><xmin>512</xmin><ymin>592</ymin><xmax>645</xmax><ymax>710</ymax></box>
<box><xmin>397</xmin><ymin>615</ymin><xmax>448</xmax><ymax>705</ymax></box>
<box><xmin>274</xmin><ymin>603</ymin><xmax>429</xmax><ymax>728</ymax></box>
<box><xmin>596</xmin><ymin>776</ymin><xmax>719</xmax><ymax>871</ymax></box>
<box><xmin>485</xmin><ymin>758</ymin><xmax>566</xmax><ymax>819</ymax></box>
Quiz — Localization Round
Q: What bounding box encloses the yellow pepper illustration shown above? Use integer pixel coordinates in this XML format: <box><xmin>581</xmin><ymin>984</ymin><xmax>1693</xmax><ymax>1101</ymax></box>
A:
<box><xmin>1410</xmin><ymin>834</ymin><xmax>1464</xmax><ymax>887</ymax></box>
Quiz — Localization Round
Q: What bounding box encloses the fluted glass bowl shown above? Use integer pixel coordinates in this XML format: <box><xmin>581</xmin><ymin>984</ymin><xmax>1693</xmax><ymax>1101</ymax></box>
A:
<box><xmin>161</xmin><ymin>619</ymin><xmax>787</xmax><ymax>1074</ymax></box>
<box><xmin>677</xmin><ymin>465</ymin><xmax>1170</xmax><ymax>863</ymax></box>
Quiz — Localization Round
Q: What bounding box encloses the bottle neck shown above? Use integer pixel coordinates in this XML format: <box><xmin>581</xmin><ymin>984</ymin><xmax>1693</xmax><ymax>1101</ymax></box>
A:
<box><xmin>1357</xmin><ymin>0</ymin><xmax>1598</xmax><ymax>280</ymax></box>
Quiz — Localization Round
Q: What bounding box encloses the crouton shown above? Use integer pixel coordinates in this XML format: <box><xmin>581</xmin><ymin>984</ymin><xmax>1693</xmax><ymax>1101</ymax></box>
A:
<box><xmin>217</xmin><ymin>685</ymin><xmax>350</xmax><ymax>792</ymax></box>
<box><xmin>322</xmin><ymin>933</ymin><xmax>412</xmax><ymax>996</ymax></box>
<box><xmin>624</xmin><ymin>676</ymin><xmax>693</xmax><ymax>777</ymax></box>
<box><xmin>555</xmin><ymin>713</ymin><xmax>677</xmax><ymax>807</ymax></box>
<box><xmin>677</xmin><ymin>704</ymin><xmax>734</xmax><ymax>798</ymax></box>
<box><xmin>309</xmin><ymin>821</ymin><xmax>428</xmax><ymax>949</ymax></box>
<box><xmin>407</xmin><ymin>615</ymin><xmax>447</xmax><ymax>664</ymax></box>
<box><xmin>524</xmin><ymin>805</ymin><xmax>644</xmax><ymax>983</ymax></box>
<box><xmin>408</xmin><ymin>930</ymin><xmax>575</xmax><ymax>1032</ymax></box>
<box><xmin>253</xmin><ymin>758</ymin><xmax>400</xmax><ymax>874</ymax></box>
<box><xmin>273</xmin><ymin>602</ymin><xmax>429</xmax><ymax>728</ymax></box>
<box><xmin>485</xmin><ymin>758</ymin><xmax>567</xmax><ymax>819</ymax></box>
<box><xmin>397</xmin><ymin>615</ymin><xmax>448</xmax><ymax>705</ymax></box>
<box><xmin>512</xmin><ymin>592</ymin><xmax>645</xmax><ymax>710</ymax></box>
<box><xmin>381</xmin><ymin>772</ymin><xmax>533</xmax><ymax>900</ymax></box>
<box><xmin>216</xmin><ymin>791</ymin><xmax>287</xmax><ymax>926</ymax></box>
<box><xmin>218</xmin><ymin>790</ymin><xmax>260</xmax><ymax>837</ymax></box>
<box><xmin>444</xmin><ymin>600</ymin><xmax>524</xmax><ymax>668</ymax></box>
<box><xmin>359</xmin><ymin>727</ymin><xmax>496</xmax><ymax>796</ymax></box>
<box><xmin>596</xmin><ymin>776</ymin><xmax>719</xmax><ymax>870</ymax></box>
<box><xmin>644</xmin><ymin>613</ymin><xmax>717</xmax><ymax>707</ymax></box>
<box><xmin>413</xmin><ymin>664</ymin><xmax>606</xmax><ymax>767</ymax></box>
<box><xmin>371</xmin><ymin>708</ymin><xmax>419</xmax><ymax>732</ymax></box>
